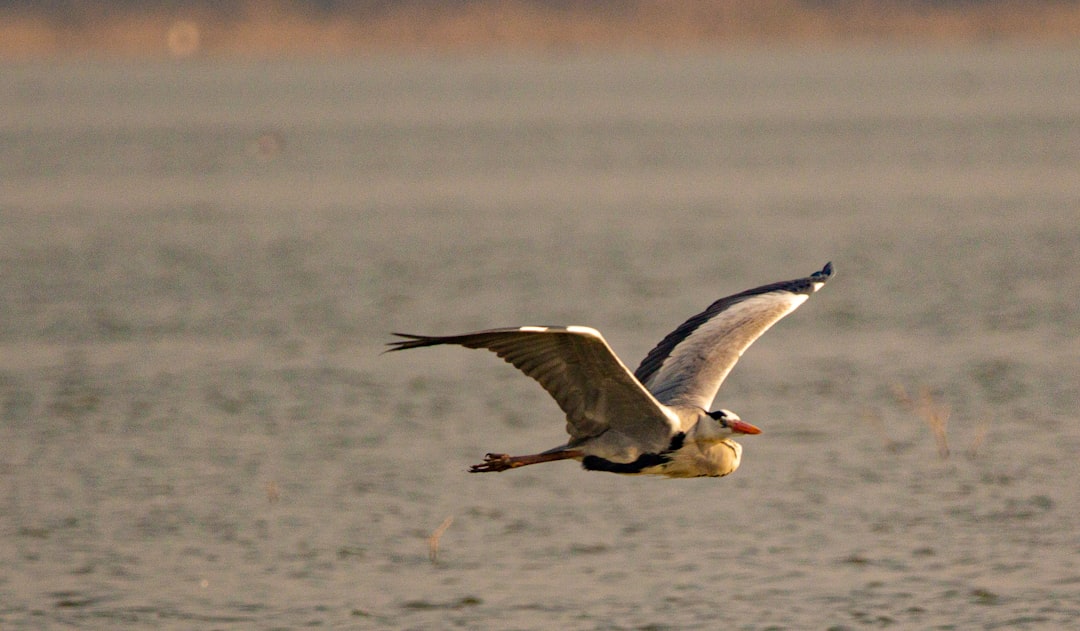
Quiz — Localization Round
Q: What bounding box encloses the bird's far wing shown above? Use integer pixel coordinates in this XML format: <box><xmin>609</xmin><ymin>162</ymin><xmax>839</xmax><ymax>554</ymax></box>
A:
<box><xmin>387</xmin><ymin>326</ymin><xmax>678</xmax><ymax>451</ymax></box>
<box><xmin>635</xmin><ymin>262</ymin><xmax>834</xmax><ymax>410</ymax></box>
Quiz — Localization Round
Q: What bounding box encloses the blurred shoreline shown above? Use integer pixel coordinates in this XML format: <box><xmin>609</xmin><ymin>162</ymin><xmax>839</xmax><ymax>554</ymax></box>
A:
<box><xmin>3</xmin><ymin>0</ymin><xmax>1080</xmax><ymax>59</ymax></box>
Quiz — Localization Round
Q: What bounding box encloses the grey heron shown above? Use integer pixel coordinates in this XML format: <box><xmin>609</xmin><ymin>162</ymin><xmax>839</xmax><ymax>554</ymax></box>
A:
<box><xmin>387</xmin><ymin>262</ymin><xmax>833</xmax><ymax>478</ymax></box>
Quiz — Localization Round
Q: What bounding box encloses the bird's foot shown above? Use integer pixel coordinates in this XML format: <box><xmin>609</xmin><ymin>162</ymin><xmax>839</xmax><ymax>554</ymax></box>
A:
<box><xmin>469</xmin><ymin>453</ymin><xmax>513</xmax><ymax>473</ymax></box>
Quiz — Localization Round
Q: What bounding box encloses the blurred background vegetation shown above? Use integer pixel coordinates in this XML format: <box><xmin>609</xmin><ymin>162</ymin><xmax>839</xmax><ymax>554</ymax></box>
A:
<box><xmin>2</xmin><ymin>0</ymin><xmax>1080</xmax><ymax>58</ymax></box>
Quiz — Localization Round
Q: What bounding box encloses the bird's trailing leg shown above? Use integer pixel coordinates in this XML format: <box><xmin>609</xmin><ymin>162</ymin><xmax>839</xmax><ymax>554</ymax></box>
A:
<box><xmin>469</xmin><ymin>450</ymin><xmax>584</xmax><ymax>473</ymax></box>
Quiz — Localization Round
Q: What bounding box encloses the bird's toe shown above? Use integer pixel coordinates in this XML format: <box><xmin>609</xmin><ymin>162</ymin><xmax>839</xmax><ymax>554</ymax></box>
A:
<box><xmin>469</xmin><ymin>453</ymin><xmax>512</xmax><ymax>473</ymax></box>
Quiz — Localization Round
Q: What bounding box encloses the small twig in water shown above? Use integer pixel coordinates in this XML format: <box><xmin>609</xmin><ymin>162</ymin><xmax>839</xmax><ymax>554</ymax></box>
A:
<box><xmin>428</xmin><ymin>516</ymin><xmax>454</xmax><ymax>563</ymax></box>
<box><xmin>265</xmin><ymin>480</ymin><xmax>280</xmax><ymax>503</ymax></box>
<box><xmin>967</xmin><ymin>415</ymin><xmax>990</xmax><ymax>459</ymax></box>
<box><xmin>893</xmin><ymin>384</ymin><xmax>951</xmax><ymax>460</ymax></box>
<box><xmin>862</xmin><ymin>407</ymin><xmax>901</xmax><ymax>453</ymax></box>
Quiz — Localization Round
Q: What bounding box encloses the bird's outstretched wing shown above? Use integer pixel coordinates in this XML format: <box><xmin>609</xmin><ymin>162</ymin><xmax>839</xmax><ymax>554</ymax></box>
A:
<box><xmin>635</xmin><ymin>262</ymin><xmax>833</xmax><ymax>410</ymax></box>
<box><xmin>386</xmin><ymin>326</ymin><xmax>678</xmax><ymax>451</ymax></box>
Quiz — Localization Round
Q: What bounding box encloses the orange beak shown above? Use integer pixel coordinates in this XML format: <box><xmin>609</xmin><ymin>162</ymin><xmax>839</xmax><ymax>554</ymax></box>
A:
<box><xmin>730</xmin><ymin>420</ymin><xmax>762</xmax><ymax>435</ymax></box>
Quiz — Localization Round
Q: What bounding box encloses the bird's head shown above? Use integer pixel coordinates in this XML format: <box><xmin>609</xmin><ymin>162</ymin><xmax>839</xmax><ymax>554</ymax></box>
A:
<box><xmin>708</xmin><ymin>409</ymin><xmax>762</xmax><ymax>436</ymax></box>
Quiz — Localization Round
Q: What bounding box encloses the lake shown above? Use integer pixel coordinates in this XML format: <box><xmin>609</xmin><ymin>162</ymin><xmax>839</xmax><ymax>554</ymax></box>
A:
<box><xmin>1</xmin><ymin>46</ymin><xmax>1079</xmax><ymax>629</ymax></box>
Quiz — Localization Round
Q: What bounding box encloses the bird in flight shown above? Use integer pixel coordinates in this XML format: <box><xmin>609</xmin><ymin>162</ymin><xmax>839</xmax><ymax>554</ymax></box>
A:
<box><xmin>386</xmin><ymin>262</ymin><xmax>833</xmax><ymax>478</ymax></box>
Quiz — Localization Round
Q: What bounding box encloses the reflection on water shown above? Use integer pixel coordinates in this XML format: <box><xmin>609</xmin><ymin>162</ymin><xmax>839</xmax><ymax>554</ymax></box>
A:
<box><xmin>1</xmin><ymin>48</ymin><xmax>1079</xmax><ymax>629</ymax></box>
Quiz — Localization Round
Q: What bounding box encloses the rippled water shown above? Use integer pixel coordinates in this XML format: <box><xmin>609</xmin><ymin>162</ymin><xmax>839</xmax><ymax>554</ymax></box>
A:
<box><xmin>1</xmin><ymin>48</ymin><xmax>1079</xmax><ymax>629</ymax></box>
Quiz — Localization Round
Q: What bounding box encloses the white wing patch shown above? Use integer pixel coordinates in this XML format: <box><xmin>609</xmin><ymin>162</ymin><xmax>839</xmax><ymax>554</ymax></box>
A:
<box><xmin>686</xmin><ymin>292</ymin><xmax>808</xmax><ymax>358</ymax></box>
<box><xmin>518</xmin><ymin>326</ymin><xmax>549</xmax><ymax>332</ymax></box>
<box><xmin>566</xmin><ymin>325</ymin><xmax>602</xmax><ymax>336</ymax></box>
<box><xmin>645</xmin><ymin>290</ymin><xmax>812</xmax><ymax>409</ymax></box>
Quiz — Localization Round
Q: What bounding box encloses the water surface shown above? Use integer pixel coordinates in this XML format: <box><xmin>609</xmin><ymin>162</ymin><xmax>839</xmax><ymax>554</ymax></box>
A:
<box><xmin>1</xmin><ymin>48</ymin><xmax>1079</xmax><ymax>629</ymax></box>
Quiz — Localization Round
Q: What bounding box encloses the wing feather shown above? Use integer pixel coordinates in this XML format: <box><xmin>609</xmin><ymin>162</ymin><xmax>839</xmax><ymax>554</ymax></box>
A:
<box><xmin>387</xmin><ymin>326</ymin><xmax>677</xmax><ymax>451</ymax></box>
<box><xmin>635</xmin><ymin>262</ymin><xmax>833</xmax><ymax>409</ymax></box>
